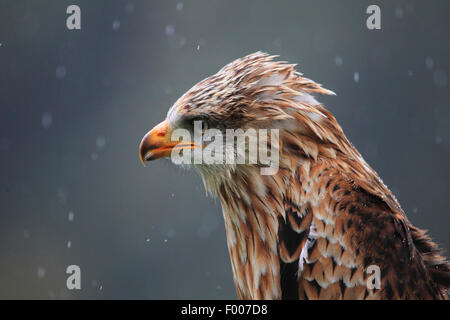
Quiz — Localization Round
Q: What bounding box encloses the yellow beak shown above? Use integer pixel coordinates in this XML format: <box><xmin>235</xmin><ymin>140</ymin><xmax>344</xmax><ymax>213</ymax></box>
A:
<box><xmin>139</xmin><ymin>119</ymin><xmax>200</xmax><ymax>166</ymax></box>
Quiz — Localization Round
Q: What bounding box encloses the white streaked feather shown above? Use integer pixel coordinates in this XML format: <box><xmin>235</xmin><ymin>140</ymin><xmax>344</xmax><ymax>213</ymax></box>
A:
<box><xmin>298</xmin><ymin>220</ymin><xmax>318</xmax><ymax>277</ymax></box>
<box><xmin>293</xmin><ymin>93</ymin><xmax>320</xmax><ymax>106</ymax></box>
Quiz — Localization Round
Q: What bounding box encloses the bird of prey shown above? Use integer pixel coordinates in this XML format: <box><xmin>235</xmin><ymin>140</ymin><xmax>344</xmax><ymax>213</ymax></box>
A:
<box><xmin>139</xmin><ymin>52</ymin><xmax>449</xmax><ymax>299</ymax></box>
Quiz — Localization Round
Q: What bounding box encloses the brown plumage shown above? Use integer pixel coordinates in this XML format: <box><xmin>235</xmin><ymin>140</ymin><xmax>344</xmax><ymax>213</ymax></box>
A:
<box><xmin>139</xmin><ymin>52</ymin><xmax>449</xmax><ymax>299</ymax></box>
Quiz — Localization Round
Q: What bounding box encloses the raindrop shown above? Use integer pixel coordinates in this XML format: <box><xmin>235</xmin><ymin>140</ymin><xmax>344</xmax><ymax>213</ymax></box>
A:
<box><xmin>68</xmin><ymin>211</ymin><xmax>75</xmax><ymax>222</ymax></box>
<box><xmin>176</xmin><ymin>2</ymin><xmax>183</xmax><ymax>11</ymax></box>
<box><xmin>67</xmin><ymin>241</ymin><xmax>72</xmax><ymax>249</ymax></box>
<box><xmin>99</xmin><ymin>285</ymin><xmax>103</xmax><ymax>291</ymax></box>
<box><xmin>56</xmin><ymin>66</ymin><xmax>66</xmax><ymax>79</ymax></box>
<box><xmin>433</xmin><ymin>69</ymin><xmax>447</xmax><ymax>88</ymax></box>
<box><xmin>165</xmin><ymin>25</ymin><xmax>175</xmax><ymax>37</ymax></box>
<box><xmin>197</xmin><ymin>45</ymin><xmax>200</xmax><ymax>51</ymax></box>
<box><xmin>335</xmin><ymin>56</ymin><xmax>343</xmax><ymax>67</ymax></box>
<box><xmin>146</xmin><ymin>238</ymin><xmax>150</xmax><ymax>242</ymax></box>
<box><xmin>413</xmin><ymin>208</ymin><xmax>418</xmax><ymax>214</ymax></box>
<box><xmin>41</xmin><ymin>112</ymin><xmax>52</xmax><ymax>129</ymax></box>
<box><xmin>353</xmin><ymin>72</ymin><xmax>360</xmax><ymax>83</ymax></box>
<box><xmin>96</xmin><ymin>136</ymin><xmax>106</xmax><ymax>149</ymax></box>
<box><xmin>164</xmin><ymin>239</ymin><xmax>168</xmax><ymax>243</ymax></box>
<box><xmin>112</xmin><ymin>20</ymin><xmax>120</xmax><ymax>31</ymax></box>
<box><xmin>37</xmin><ymin>267</ymin><xmax>46</xmax><ymax>279</ymax></box>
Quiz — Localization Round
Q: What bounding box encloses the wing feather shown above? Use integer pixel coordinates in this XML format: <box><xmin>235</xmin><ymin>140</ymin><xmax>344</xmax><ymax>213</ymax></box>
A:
<box><xmin>276</xmin><ymin>160</ymin><xmax>448</xmax><ymax>299</ymax></box>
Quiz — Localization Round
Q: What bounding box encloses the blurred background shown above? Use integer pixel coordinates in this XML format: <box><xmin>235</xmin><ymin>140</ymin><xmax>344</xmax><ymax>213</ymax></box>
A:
<box><xmin>0</xmin><ymin>0</ymin><xmax>448</xmax><ymax>299</ymax></box>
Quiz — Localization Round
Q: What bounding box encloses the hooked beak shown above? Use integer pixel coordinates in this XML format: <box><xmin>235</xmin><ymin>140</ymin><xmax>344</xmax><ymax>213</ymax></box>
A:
<box><xmin>139</xmin><ymin>120</ymin><xmax>200</xmax><ymax>166</ymax></box>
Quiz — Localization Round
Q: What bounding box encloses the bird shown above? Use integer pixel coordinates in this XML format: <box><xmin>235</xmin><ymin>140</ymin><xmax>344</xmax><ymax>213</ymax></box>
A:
<box><xmin>139</xmin><ymin>52</ymin><xmax>449</xmax><ymax>299</ymax></box>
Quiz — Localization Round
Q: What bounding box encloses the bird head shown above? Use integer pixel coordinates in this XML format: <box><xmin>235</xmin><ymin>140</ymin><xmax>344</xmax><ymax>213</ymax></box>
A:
<box><xmin>139</xmin><ymin>52</ymin><xmax>347</xmax><ymax>195</ymax></box>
